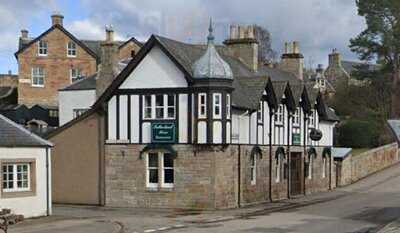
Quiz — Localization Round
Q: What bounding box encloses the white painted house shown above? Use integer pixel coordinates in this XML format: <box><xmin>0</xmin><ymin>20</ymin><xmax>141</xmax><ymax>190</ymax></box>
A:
<box><xmin>0</xmin><ymin>114</ymin><xmax>52</xmax><ymax>218</ymax></box>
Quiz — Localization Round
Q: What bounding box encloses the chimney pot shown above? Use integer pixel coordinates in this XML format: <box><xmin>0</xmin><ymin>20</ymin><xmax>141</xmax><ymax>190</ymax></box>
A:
<box><xmin>8</xmin><ymin>70</ymin><xmax>11</xmax><ymax>75</ymax></box>
<box><xmin>293</xmin><ymin>41</ymin><xmax>300</xmax><ymax>54</ymax></box>
<box><xmin>21</xmin><ymin>29</ymin><xmax>28</xmax><ymax>39</ymax></box>
<box><xmin>105</xmin><ymin>25</ymin><xmax>114</xmax><ymax>42</ymax></box>
<box><xmin>51</xmin><ymin>12</ymin><xmax>64</xmax><ymax>26</ymax></box>
<box><xmin>284</xmin><ymin>42</ymin><xmax>290</xmax><ymax>54</ymax></box>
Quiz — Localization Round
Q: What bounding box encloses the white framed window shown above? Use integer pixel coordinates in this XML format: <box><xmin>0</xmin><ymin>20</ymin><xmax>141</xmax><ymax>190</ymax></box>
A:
<box><xmin>143</xmin><ymin>95</ymin><xmax>153</xmax><ymax>119</ymax></box>
<box><xmin>198</xmin><ymin>93</ymin><xmax>207</xmax><ymax>119</ymax></box>
<box><xmin>309</xmin><ymin>110</ymin><xmax>315</xmax><ymax>127</ymax></box>
<box><xmin>146</xmin><ymin>153</ymin><xmax>159</xmax><ymax>188</ymax></box>
<box><xmin>38</xmin><ymin>40</ymin><xmax>48</xmax><ymax>56</ymax></box>
<box><xmin>2</xmin><ymin>163</ymin><xmax>30</xmax><ymax>192</ymax></box>
<box><xmin>308</xmin><ymin>155</ymin><xmax>313</xmax><ymax>180</ymax></box>
<box><xmin>67</xmin><ymin>41</ymin><xmax>77</xmax><ymax>57</ymax></box>
<box><xmin>250</xmin><ymin>153</ymin><xmax>256</xmax><ymax>185</ymax></box>
<box><xmin>276</xmin><ymin>154</ymin><xmax>282</xmax><ymax>183</ymax></box>
<box><xmin>155</xmin><ymin>95</ymin><xmax>164</xmax><ymax>119</ymax></box>
<box><xmin>213</xmin><ymin>93</ymin><xmax>222</xmax><ymax>119</ymax></box>
<box><xmin>226</xmin><ymin>94</ymin><xmax>231</xmax><ymax>119</ymax></box>
<box><xmin>146</xmin><ymin>152</ymin><xmax>174</xmax><ymax>189</ymax></box>
<box><xmin>73</xmin><ymin>108</ymin><xmax>88</xmax><ymax>119</ymax></box>
<box><xmin>292</xmin><ymin>107</ymin><xmax>300</xmax><ymax>126</ymax></box>
<box><xmin>143</xmin><ymin>95</ymin><xmax>176</xmax><ymax>120</ymax></box>
<box><xmin>166</xmin><ymin>95</ymin><xmax>175</xmax><ymax>119</ymax></box>
<box><xmin>70</xmin><ymin>68</ymin><xmax>82</xmax><ymax>83</ymax></box>
<box><xmin>161</xmin><ymin>153</ymin><xmax>174</xmax><ymax>188</ymax></box>
<box><xmin>274</xmin><ymin>104</ymin><xmax>284</xmax><ymax>124</ymax></box>
<box><xmin>322</xmin><ymin>156</ymin><xmax>327</xmax><ymax>178</ymax></box>
<box><xmin>32</xmin><ymin>67</ymin><xmax>45</xmax><ymax>87</ymax></box>
<box><xmin>257</xmin><ymin>102</ymin><xmax>263</xmax><ymax>123</ymax></box>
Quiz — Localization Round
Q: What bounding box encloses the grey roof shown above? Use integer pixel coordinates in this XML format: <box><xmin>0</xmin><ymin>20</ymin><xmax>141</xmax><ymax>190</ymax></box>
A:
<box><xmin>341</xmin><ymin>60</ymin><xmax>378</xmax><ymax>76</ymax></box>
<box><xmin>0</xmin><ymin>87</ymin><xmax>16</xmax><ymax>99</ymax></box>
<box><xmin>192</xmin><ymin>23</ymin><xmax>233</xmax><ymax>79</ymax></box>
<box><xmin>154</xmin><ymin>35</ymin><xmax>301</xmax><ymax>109</ymax></box>
<box><xmin>0</xmin><ymin>114</ymin><xmax>53</xmax><ymax>147</ymax></box>
<box><xmin>320</xmin><ymin>104</ymin><xmax>340</xmax><ymax>122</ymax></box>
<box><xmin>332</xmin><ymin>147</ymin><xmax>352</xmax><ymax>159</ymax></box>
<box><xmin>271</xmin><ymin>81</ymin><xmax>288</xmax><ymax>104</ymax></box>
<box><xmin>60</xmin><ymin>74</ymin><xmax>97</xmax><ymax>91</ymax></box>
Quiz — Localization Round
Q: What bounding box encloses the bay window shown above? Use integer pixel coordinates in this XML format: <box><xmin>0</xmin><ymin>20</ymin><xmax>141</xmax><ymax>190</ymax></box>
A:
<box><xmin>226</xmin><ymin>94</ymin><xmax>231</xmax><ymax>119</ymax></box>
<box><xmin>198</xmin><ymin>93</ymin><xmax>207</xmax><ymax>119</ymax></box>
<box><xmin>213</xmin><ymin>93</ymin><xmax>222</xmax><ymax>119</ymax></box>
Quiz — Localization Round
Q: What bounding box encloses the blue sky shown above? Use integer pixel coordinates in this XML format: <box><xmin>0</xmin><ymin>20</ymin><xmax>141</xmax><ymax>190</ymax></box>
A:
<box><xmin>0</xmin><ymin>0</ymin><xmax>366</xmax><ymax>74</ymax></box>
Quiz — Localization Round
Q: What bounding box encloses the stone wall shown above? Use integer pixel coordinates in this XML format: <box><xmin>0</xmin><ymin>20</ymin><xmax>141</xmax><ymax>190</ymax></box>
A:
<box><xmin>351</xmin><ymin>143</ymin><xmax>399</xmax><ymax>182</ymax></box>
<box><xmin>104</xmin><ymin>144</ymin><xmax>334</xmax><ymax>209</ymax></box>
<box><xmin>0</xmin><ymin>74</ymin><xmax>18</xmax><ymax>87</ymax></box>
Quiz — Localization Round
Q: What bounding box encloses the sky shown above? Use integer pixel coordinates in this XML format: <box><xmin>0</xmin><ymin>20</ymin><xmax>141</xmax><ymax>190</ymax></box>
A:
<box><xmin>0</xmin><ymin>0</ymin><xmax>366</xmax><ymax>74</ymax></box>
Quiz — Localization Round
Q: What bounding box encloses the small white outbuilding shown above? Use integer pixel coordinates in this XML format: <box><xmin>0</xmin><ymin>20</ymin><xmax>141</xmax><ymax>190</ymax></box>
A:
<box><xmin>0</xmin><ymin>114</ymin><xmax>53</xmax><ymax>218</ymax></box>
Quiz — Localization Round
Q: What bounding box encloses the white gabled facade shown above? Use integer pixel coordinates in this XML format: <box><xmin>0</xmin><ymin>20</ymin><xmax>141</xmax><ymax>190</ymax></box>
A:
<box><xmin>58</xmin><ymin>89</ymin><xmax>96</xmax><ymax>125</ymax></box>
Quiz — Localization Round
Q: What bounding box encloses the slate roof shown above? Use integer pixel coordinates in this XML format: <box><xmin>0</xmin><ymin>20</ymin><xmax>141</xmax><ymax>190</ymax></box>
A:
<box><xmin>0</xmin><ymin>87</ymin><xmax>16</xmax><ymax>99</ymax></box>
<box><xmin>0</xmin><ymin>114</ymin><xmax>53</xmax><ymax>147</ymax></box>
<box><xmin>341</xmin><ymin>60</ymin><xmax>378</xmax><ymax>76</ymax></box>
<box><xmin>154</xmin><ymin>36</ymin><xmax>301</xmax><ymax>110</ymax></box>
<box><xmin>60</xmin><ymin>74</ymin><xmax>97</xmax><ymax>91</ymax></box>
<box><xmin>320</xmin><ymin>103</ymin><xmax>340</xmax><ymax>122</ymax></box>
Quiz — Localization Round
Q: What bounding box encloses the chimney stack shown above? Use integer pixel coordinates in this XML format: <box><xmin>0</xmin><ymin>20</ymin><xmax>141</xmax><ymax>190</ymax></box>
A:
<box><xmin>328</xmin><ymin>48</ymin><xmax>341</xmax><ymax>68</ymax></box>
<box><xmin>279</xmin><ymin>41</ymin><xmax>304</xmax><ymax>80</ymax></box>
<box><xmin>224</xmin><ymin>25</ymin><xmax>259</xmax><ymax>72</ymax></box>
<box><xmin>21</xmin><ymin>29</ymin><xmax>29</xmax><ymax>39</ymax></box>
<box><xmin>96</xmin><ymin>25</ymin><xmax>119</xmax><ymax>97</ymax></box>
<box><xmin>51</xmin><ymin>12</ymin><xmax>64</xmax><ymax>26</ymax></box>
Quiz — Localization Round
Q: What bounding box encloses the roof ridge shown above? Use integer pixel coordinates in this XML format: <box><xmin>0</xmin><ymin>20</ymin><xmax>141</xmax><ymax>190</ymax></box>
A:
<box><xmin>0</xmin><ymin>114</ymin><xmax>53</xmax><ymax>147</ymax></box>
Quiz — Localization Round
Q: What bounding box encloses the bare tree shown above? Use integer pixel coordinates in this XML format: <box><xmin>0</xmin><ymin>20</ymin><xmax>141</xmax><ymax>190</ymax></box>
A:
<box><xmin>253</xmin><ymin>25</ymin><xmax>277</xmax><ymax>63</ymax></box>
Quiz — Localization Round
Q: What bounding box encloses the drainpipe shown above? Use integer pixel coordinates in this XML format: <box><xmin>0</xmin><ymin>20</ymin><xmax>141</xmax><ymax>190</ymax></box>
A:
<box><xmin>238</xmin><ymin>145</ymin><xmax>241</xmax><ymax>207</ymax></box>
<box><xmin>303</xmin><ymin>115</ymin><xmax>308</xmax><ymax>196</ymax></box>
<box><xmin>329</xmin><ymin>149</ymin><xmax>332</xmax><ymax>190</ymax></box>
<box><xmin>287</xmin><ymin>111</ymin><xmax>291</xmax><ymax>199</ymax></box>
<box><xmin>46</xmin><ymin>147</ymin><xmax>50</xmax><ymax>216</ymax></box>
<box><xmin>269</xmin><ymin>110</ymin><xmax>273</xmax><ymax>202</ymax></box>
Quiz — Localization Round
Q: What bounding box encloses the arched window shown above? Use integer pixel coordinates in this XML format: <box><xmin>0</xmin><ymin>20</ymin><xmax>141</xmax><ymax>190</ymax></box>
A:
<box><xmin>308</xmin><ymin>154</ymin><xmax>314</xmax><ymax>180</ymax></box>
<box><xmin>322</xmin><ymin>156</ymin><xmax>327</xmax><ymax>178</ymax></box>
<box><xmin>276</xmin><ymin>155</ymin><xmax>281</xmax><ymax>183</ymax></box>
<box><xmin>250</xmin><ymin>153</ymin><xmax>256</xmax><ymax>185</ymax></box>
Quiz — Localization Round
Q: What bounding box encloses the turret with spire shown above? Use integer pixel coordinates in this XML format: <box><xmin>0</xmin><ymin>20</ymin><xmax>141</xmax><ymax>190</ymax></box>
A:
<box><xmin>192</xmin><ymin>19</ymin><xmax>233</xmax><ymax>79</ymax></box>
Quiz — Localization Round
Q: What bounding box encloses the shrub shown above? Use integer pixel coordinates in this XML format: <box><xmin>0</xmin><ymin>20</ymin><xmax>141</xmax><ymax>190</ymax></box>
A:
<box><xmin>338</xmin><ymin>119</ymin><xmax>379</xmax><ymax>148</ymax></box>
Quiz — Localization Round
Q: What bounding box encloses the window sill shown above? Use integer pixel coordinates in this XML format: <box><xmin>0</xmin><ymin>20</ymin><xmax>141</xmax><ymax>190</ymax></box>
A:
<box><xmin>1</xmin><ymin>190</ymin><xmax>35</xmax><ymax>199</ymax></box>
<box><xmin>145</xmin><ymin>187</ymin><xmax>174</xmax><ymax>192</ymax></box>
<box><xmin>37</xmin><ymin>54</ymin><xmax>48</xmax><ymax>57</ymax></box>
<box><xmin>31</xmin><ymin>84</ymin><xmax>44</xmax><ymax>88</ymax></box>
<box><xmin>105</xmin><ymin>139</ymin><xmax>130</xmax><ymax>144</ymax></box>
<box><xmin>67</xmin><ymin>55</ymin><xmax>77</xmax><ymax>58</ymax></box>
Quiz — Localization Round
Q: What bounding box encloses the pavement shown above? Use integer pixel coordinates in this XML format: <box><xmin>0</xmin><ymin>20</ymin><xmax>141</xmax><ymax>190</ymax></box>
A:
<box><xmin>9</xmin><ymin>162</ymin><xmax>400</xmax><ymax>233</ymax></box>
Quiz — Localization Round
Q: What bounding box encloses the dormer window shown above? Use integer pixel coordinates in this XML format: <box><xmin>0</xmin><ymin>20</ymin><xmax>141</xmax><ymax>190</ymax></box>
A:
<box><xmin>67</xmin><ymin>41</ymin><xmax>77</xmax><ymax>57</ymax></box>
<box><xmin>38</xmin><ymin>40</ymin><xmax>48</xmax><ymax>56</ymax></box>
<box><xmin>309</xmin><ymin>110</ymin><xmax>315</xmax><ymax>127</ymax></box>
<box><xmin>274</xmin><ymin>104</ymin><xmax>284</xmax><ymax>125</ymax></box>
<box><xmin>70</xmin><ymin>68</ymin><xmax>82</xmax><ymax>83</ymax></box>
<box><xmin>213</xmin><ymin>93</ymin><xmax>222</xmax><ymax>119</ymax></box>
<box><xmin>292</xmin><ymin>107</ymin><xmax>300</xmax><ymax>126</ymax></box>
<box><xmin>198</xmin><ymin>93</ymin><xmax>207</xmax><ymax>119</ymax></box>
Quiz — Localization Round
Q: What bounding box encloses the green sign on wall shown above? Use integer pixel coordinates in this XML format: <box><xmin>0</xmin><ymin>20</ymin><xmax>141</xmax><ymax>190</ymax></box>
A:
<box><xmin>151</xmin><ymin>122</ymin><xmax>176</xmax><ymax>143</ymax></box>
<box><xmin>292</xmin><ymin>133</ymin><xmax>301</xmax><ymax>145</ymax></box>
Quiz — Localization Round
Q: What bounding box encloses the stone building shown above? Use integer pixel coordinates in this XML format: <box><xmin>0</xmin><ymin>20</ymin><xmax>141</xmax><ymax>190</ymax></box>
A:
<box><xmin>14</xmin><ymin>13</ymin><xmax>142</xmax><ymax>108</ymax></box>
<box><xmin>47</xmin><ymin>23</ymin><xmax>339</xmax><ymax>209</ymax></box>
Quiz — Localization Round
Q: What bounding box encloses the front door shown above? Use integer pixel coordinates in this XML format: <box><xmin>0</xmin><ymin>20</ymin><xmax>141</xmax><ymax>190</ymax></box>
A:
<box><xmin>290</xmin><ymin>152</ymin><xmax>302</xmax><ymax>196</ymax></box>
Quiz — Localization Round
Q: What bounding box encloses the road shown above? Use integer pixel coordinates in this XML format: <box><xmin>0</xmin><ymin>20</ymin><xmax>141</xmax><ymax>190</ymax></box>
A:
<box><xmin>10</xmin><ymin>163</ymin><xmax>400</xmax><ymax>233</ymax></box>
<box><xmin>171</xmin><ymin>163</ymin><xmax>400</xmax><ymax>233</ymax></box>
